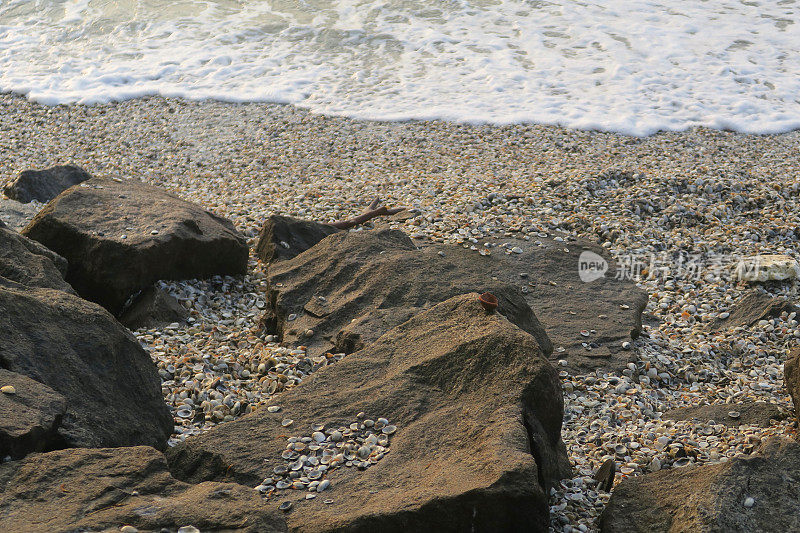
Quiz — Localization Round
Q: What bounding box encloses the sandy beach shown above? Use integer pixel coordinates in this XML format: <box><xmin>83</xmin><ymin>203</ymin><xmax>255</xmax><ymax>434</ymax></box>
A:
<box><xmin>3</xmin><ymin>91</ymin><xmax>800</xmax><ymax>531</ymax></box>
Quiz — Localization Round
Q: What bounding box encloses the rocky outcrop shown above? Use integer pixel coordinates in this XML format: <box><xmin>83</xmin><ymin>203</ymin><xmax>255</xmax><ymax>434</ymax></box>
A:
<box><xmin>119</xmin><ymin>285</ymin><xmax>190</xmax><ymax>330</ymax></box>
<box><xmin>599</xmin><ymin>437</ymin><xmax>800</xmax><ymax>533</ymax></box>
<box><xmin>0</xmin><ymin>226</ymin><xmax>71</xmax><ymax>292</ymax></box>
<box><xmin>169</xmin><ymin>293</ymin><xmax>570</xmax><ymax>532</ymax></box>
<box><xmin>255</xmin><ymin>214</ymin><xmax>340</xmax><ymax>263</ymax></box>
<box><xmin>785</xmin><ymin>347</ymin><xmax>800</xmax><ymax>425</ymax></box>
<box><xmin>711</xmin><ymin>290</ymin><xmax>796</xmax><ymax>331</ymax></box>
<box><xmin>0</xmin><ymin>198</ymin><xmax>38</xmax><ymax>231</ymax></box>
<box><xmin>0</xmin><ymin>446</ymin><xmax>287</xmax><ymax>532</ymax></box>
<box><xmin>0</xmin><ymin>282</ymin><xmax>173</xmax><ymax>450</ymax></box>
<box><xmin>3</xmin><ymin>164</ymin><xmax>91</xmax><ymax>203</ymax></box>
<box><xmin>261</xmin><ymin>227</ymin><xmax>647</xmax><ymax>372</ymax></box>
<box><xmin>262</xmin><ymin>229</ymin><xmax>552</xmax><ymax>357</ymax></box>
<box><xmin>663</xmin><ymin>400</ymin><xmax>787</xmax><ymax>428</ymax></box>
<box><xmin>0</xmin><ymin>369</ymin><xmax>67</xmax><ymax>459</ymax></box>
<box><xmin>22</xmin><ymin>177</ymin><xmax>248</xmax><ymax>315</ymax></box>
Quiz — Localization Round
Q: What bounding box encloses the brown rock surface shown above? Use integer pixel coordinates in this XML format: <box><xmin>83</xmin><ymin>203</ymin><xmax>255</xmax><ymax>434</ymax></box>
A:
<box><xmin>0</xmin><ymin>226</ymin><xmax>71</xmax><ymax>292</ymax></box>
<box><xmin>255</xmin><ymin>214</ymin><xmax>340</xmax><ymax>263</ymax></box>
<box><xmin>663</xmin><ymin>400</ymin><xmax>787</xmax><ymax>428</ymax></box>
<box><xmin>169</xmin><ymin>293</ymin><xmax>570</xmax><ymax>532</ymax></box>
<box><xmin>0</xmin><ymin>369</ymin><xmax>67</xmax><ymax>459</ymax></box>
<box><xmin>262</xmin><ymin>227</ymin><xmax>646</xmax><ymax>372</ymax></box>
<box><xmin>0</xmin><ymin>446</ymin><xmax>287</xmax><ymax>532</ymax></box>
<box><xmin>785</xmin><ymin>347</ymin><xmax>800</xmax><ymax>425</ymax></box>
<box><xmin>711</xmin><ymin>289</ymin><xmax>796</xmax><ymax>331</ymax></box>
<box><xmin>23</xmin><ymin>177</ymin><xmax>248</xmax><ymax>315</ymax></box>
<box><xmin>119</xmin><ymin>285</ymin><xmax>190</xmax><ymax>330</ymax></box>
<box><xmin>0</xmin><ymin>283</ymin><xmax>172</xmax><ymax>450</ymax></box>
<box><xmin>599</xmin><ymin>437</ymin><xmax>800</xmax><ymax>533</ymax></box>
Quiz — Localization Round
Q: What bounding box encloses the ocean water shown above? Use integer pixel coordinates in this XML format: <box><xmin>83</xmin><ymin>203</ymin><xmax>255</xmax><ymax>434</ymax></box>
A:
<box><xmin>0</xmin><ymin>0</ymin><xmax>798</xmax><ymax>135</ymax></box>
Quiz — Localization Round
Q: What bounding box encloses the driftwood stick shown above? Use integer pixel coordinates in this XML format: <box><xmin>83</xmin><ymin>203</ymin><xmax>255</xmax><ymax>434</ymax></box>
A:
<box><xmin>330</xmin><ymin>197</ymin><xmax>405</xmax><ymax>230</ymax></box>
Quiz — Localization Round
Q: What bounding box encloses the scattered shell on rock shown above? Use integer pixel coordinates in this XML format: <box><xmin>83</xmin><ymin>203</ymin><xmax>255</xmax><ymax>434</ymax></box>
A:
<box><xmin>282</xmin><ymin>418</ymin><xmax>294</xmax><ymax>427</ymax></box>
<box><xmin>267</xmin><ymin>405</ymin><xmax>281</xmax><ymax>413</ymax></box>
<box><xmin>478</xmin><ymin>292</ymin><xmax>498</xmax><ymax>312</ymax></box>
<box><xmin>279</xmin><ymin>501</ymin><xmax>293</xmax><ymax>511</ymax></box>
<box><xmin>1</xmin><ymin>385</ymin><xmax>16</xmax><ymax>395</ymax></box>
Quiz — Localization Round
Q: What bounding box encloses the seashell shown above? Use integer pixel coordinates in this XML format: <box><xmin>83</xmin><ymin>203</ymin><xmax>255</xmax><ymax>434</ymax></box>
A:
<box><xmin>479</xmin><ymin>292</ymin><xmax>498</xmax><ymax>312</ymax></box>
<box><xmin>273</xmin><ymin>465</ymin><xmax>288</xmax><ymax>475</ymax></box>
<box><xmin>382</xmin><ymin>425</ymin><xmax>397</xmax><ymax>435</ymax></box>
<box><xmin>673</xmin><ymin>457</ymin><xmax>692</xmax><ymax>467</ymax></box>
<box><xmin>275</xmin><ymin>480</ymin><xmax>291</xmax><ymax>489</ymax></box>
<box><xmin>312</xmin><ymin>423</ymin><xmax>324</xmax><ymax>431</ymax></box>
<box><xmin>728</xmin><ymin>411</ymin><xmax>741</xmax><ymax>419</ymax></box>
<box><xmin>278</xmin><ymin>501</ymin><xmax>292</xmax><ymax>511</ymax></box>
<box><xmin>267</xmin><ymin>405</ymin><xmax>281</xmax><ymax>413</ymax></box>
<box><xmin>281</xmin><ymin>450</ymin><xmax>295</xmax><ymax>460</ymax></box>
<box><xmin>308</xmin><ymin>469</ymin><xmax>322</xmax><ymax>480</ymax></box>
<box><xmin>292</xmin><ymin>481</ymin><xmax>305</xmax><ymax>489</ymax></box>
<box><xmin>282</xmin><ymin>418</ymin><xmax>294</xmax><ymax>427</ymax></box>
<box><xmin>357</xmin><ymin>445</ymin><xmax>371</xmax><ymax>459</ymax></box>
<box><xmin>330</xmin><ymin>431</ymin><xmax>343</xmax><ymax>442</ymax></box>
<box><xmin>290</xmin><ymin>460</ymin><xmax>304</xmax><ymax>471</ymax></box>
<box><xmin>312</xmin><ymin>431</ymin><xmax>326</xmax><ymax>443</ymax></box>
<box><xmin>317</xmin><ymin>479</ymin><xmax>331</xmax><ymax>492</ymax></box>
<box><xmin>176</xmin><ymin>407</ymin><xmax>193</xmax><ymax>419</ymax></box>
<box><xmin>363</xmin><ymin>419</ymin><xmax>375</xmax><ymax>427</ymax></box>
<box><xmin>306</xmin><ymin>493</ymin><xmax>317</xmax><ymax>500</ymax></box>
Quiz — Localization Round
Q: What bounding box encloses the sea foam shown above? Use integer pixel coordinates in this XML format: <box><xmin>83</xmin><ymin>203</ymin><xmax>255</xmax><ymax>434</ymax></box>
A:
<box><xmin>0</xmin><ymin>0</ymin><xmax>798</xmax><ymax>136</ymax></box>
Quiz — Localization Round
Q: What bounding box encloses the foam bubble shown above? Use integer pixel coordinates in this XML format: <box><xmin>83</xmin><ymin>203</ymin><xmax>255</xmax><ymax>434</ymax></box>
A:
<box><xmin>0</xmin><ymin>0</ymin><xmax>798</xmax><ymax>135</ymax></box>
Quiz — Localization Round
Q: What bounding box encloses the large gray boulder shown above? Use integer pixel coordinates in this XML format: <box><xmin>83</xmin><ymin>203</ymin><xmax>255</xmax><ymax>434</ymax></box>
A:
<box><xmin>261</xmin><ymin>227</ymin><xmax>647</xmax><ymax>372</ymax></box>
<box><xmin>0</xmin><ymin>281</ymin><xmax>173</xmax><ymax>450</ymax></box>
<box><xmin>168</xmin><ymin>293</ymin><xmax>570</xmax><ymax>532</ymax></box>
<box><xmin>0</xmin><ymin>446</ymin><xmax>287</xmax><ymax>532</ymax></box>
<box><xmin>3</xmin><ymin>164</ymin><xmax>91</xmax><ymax>203</ymax></box>
<box><xmin>22</xmin><ymin>177</ymin><xmax>249</xmax><ymax>315</ymax></box>
<box><xmin>599</xmin><ymin>437</ymin><xmax>800</xmax><ymax>533</ymax></box>
<box><xmin>0</xmin><ymin>226</ymin><xmax>71</xmax><ymax>292</ymax></box>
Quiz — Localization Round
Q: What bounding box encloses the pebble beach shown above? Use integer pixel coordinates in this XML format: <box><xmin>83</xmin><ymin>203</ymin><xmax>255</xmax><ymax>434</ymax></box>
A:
<box><xmin>2</xmin><ymin>92</ymin><xmax>799</xmax><ymax>531</ymax></box>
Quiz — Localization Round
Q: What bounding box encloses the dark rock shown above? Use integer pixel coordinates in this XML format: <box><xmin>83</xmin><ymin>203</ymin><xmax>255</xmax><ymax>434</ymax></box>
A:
<box><xmin>263</xmin><ymin>229</ymin><xmax>552</xmax><ymax>358</ymax></box>
<box><xmin>663</xmin><ymin>401</ymin><xmax>787</xmax><ymax>428</ymax></box>
<box><xmin>0</xmin><ymin>369</ymin><xmax>67</xmax><ymax>460</ymax></box>
<box><xmin>599</xmin><ymin>437</ymin><xmax>800</xmax><ymax>533</ymax></box>
<box><xmin>710</xmin><ymin>290</ymin><xmax>796</xmax><ymax>331</ymax></box>
<box><xmin>22</xmin><ymin>177</ymin><xmax>248</xmax><ymax>315</ymax></box>
<box><xmin>0</xmin><ymin>283</ymin><xmax>173</xmax><ymax>449</ymax></box>
<box><xmin>594</xmin><ymin>458</ymin><xmax>616</xmax><ymax>492</ymax></box>
<box><xmin>262</xmin><ymin>228</ymin><xmax>647</xmax><ymax>372</ymax></box>
<box><xmin>255</xmin><ymin>214</ymin><xmax>340</xmax><ymax>263</ymax></box>
<box><xmin>0</xmin><ymin>446</ymin><xmax>287</xmax><ymax>532</ymax></box>
<box><xmin>785</xmin><ymin>347</ymin><xmax>800</xmax><ymax>425</ymax></box>
<box><xmin>0</xmin><ymin>198</ymin><xmax>39</xmax><ymax>231</ymax></box>
<box><xmin>0</xmin><ymin>226</ymin><xmax>71</xmax><ymax>292</ymax></box>
<box><xmin>3</xmin><ymin>165</ymin><xmax>91</xmax><ymax>203</ymax></box>
<box><xmin>168</xmin><ymin>293</ymin><xmax>571</xmax><ymax>532</ymax></box>
<box><xmin>119</xmin><ymin>285</ymin><xmax>190</xmax><ymax>330</ymax></box>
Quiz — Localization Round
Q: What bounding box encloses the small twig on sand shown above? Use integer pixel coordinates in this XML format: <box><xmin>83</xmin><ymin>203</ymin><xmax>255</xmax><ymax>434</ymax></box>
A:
<box><xmin>329</xmin><ymin>197</ymin><xmax>405</xmax><ymax>230</ymax></box>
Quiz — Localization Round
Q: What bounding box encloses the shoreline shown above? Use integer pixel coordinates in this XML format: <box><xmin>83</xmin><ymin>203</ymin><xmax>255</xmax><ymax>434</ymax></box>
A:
<box><xmin>2</xmin><ymin>91</ymin><xmax>799</xmax><ymax>532</ymax></box>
